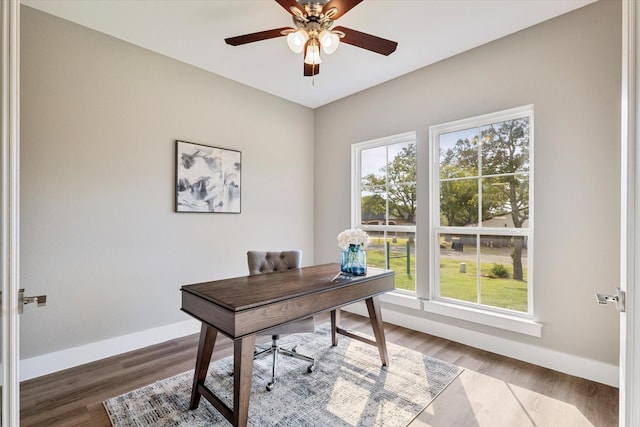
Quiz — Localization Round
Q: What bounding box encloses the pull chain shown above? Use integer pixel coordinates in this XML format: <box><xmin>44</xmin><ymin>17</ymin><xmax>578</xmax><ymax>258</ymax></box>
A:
<box><xmin>312</xmin><ymin>63</ymin><xmax>316</xmax><ymax>86</ymax></box>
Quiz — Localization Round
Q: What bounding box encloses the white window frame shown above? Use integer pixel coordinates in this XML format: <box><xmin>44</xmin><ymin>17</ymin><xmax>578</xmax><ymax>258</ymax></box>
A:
<box><xmin>348</xmin><ymin>118</ymin><xmax>541</xmax><ymax>337</ymax></box>
<box><xmin>351</xmin><ymin>131</ymin><xmax>418</xmax><ymax>298</ymax></box>
<box><xmin>428</xmin><ymin>105</ymin><xmax>540</xmax><ymax>336</ymax></box>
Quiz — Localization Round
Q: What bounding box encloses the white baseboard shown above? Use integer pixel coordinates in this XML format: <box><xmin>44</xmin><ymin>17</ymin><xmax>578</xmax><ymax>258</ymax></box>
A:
<box><xmin>21</xmin><ymin>306</ymin><xmax>620</xmax><ymax>388</ymax></box>
<box><xmin>342</xmin><ymin>302</ymin><xmax>619</xmax><ymax>387</ymax></box>
<box><xmin>20</xmin><ymin>318</ymin><xmax>201</xmax><ymax>381</ymax></box>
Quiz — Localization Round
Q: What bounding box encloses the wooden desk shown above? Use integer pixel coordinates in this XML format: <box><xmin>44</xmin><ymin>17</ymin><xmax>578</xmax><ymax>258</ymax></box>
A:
<box><xmin>180</xmin><ymin>263</ymin><xmax>395</xmax><ymax>427</ymax></box>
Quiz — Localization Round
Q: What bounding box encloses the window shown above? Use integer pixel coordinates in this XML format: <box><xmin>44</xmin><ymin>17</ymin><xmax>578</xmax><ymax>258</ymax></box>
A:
<box><xmin>430</xmin><ymin>105</ymin><xmax>533</xmax><ymax>317</ymax></box>
<box><xmin>352</xmin><ymin>132</ymin><xmax>417</xmax><ymax>293</ymax></box>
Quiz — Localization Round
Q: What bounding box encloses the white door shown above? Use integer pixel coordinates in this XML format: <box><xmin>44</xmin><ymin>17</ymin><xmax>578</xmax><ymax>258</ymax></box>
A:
<box><xmin>620</xmin><ymin>2</ymin><xmax>639</xmax><ymax>426</ymax></box>
<box><xmin>2</xmin><ymin>4</ymin><xmax>49</xmax><ymax>426</ymax></box>
<box><xmin>1</xmin><ymin>1</ymin><xmax>21</xmax><ymax>425</ymax></box>
<box><xmin>2</xmin><ymin>1</ymin><xmax>57</xmax><ymax>422</ymax></box>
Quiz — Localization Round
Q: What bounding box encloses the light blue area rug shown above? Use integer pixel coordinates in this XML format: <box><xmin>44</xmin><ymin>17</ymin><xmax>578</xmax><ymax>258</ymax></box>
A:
<box><xmin>104</xmin><ymin>324</ymin><xmax>462</xmax><ymax>426</ymax></box>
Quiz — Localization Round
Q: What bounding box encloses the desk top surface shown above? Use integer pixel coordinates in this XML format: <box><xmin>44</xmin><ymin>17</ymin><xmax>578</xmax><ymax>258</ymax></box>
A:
<box><xmin>181</xmin><ymin>263</ymin><xmax>393</xmax><ymax>312</ymax></box>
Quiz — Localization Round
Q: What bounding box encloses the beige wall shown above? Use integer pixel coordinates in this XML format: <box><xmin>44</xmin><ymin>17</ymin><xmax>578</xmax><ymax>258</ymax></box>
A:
<box><xmin>315</xmin><ymin>0</ymin><xmax>622</xmax><ymax>367</ymax></box>
<box><xmin>20</xmin><ymin>6</ymin><xmax>315</xmax><ymax>358</ymax></box>
<box><xmin>20</xmin><ymin>0</ymin><xmax>623</xmax><ymax>379</ymax></box>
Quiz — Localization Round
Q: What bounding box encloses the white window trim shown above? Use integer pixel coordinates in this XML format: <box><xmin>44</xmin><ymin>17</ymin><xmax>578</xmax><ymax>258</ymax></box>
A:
<box><xmin>427</xmin><ymin>105</ymin><xmax>537</xmax><ymax>329</ymax></box>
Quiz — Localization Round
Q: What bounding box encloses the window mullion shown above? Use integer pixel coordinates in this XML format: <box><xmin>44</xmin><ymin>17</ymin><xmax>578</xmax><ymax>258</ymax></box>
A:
<box><xmin>476</xmin><ymin>233</ymin><xmax>481</xmax><ymax>305</ymax></box>
<box><xmin>477</xmin><ymin>128</ymin><xmax>483</xmax><ymax>228</ymax></box>
<box><xmin>385</xmin><ymin>146</ymin><xmax>390</xmax><ymax>227</ymax></box>
<box><xmin>477</xmin><ymin>129</ymin><xmax>482</xmax><ymax>305</ymax></box>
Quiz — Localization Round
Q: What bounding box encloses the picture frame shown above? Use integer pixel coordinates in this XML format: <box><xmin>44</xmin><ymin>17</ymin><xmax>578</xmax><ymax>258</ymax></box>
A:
<box><xmin>175</xmin><ymin>140</ymin><xmax>241</xmax><ymax>213</ymax></box>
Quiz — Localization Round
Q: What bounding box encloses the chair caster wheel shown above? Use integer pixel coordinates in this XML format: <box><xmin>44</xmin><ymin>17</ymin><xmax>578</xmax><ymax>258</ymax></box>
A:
<box><xmin>307</xmin><ymin>364</ymin><xmax>315</xmax><ymax>373</ymax></box>
<box><xmin>292</xmin><ymin>346</ymin><xmax>298</xmax><ymax>353</ymax></box>
<box><xmin>266</xmin><ymin>382</ymin><xmax>274</xmax><ymax>391</ymax></box>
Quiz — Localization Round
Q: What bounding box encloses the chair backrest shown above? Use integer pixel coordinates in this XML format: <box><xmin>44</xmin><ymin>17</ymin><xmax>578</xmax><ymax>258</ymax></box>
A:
<box><xmin>247</xmin><ymin>250</ymin><xmax>302</xmax><ymax>276</ymax></box>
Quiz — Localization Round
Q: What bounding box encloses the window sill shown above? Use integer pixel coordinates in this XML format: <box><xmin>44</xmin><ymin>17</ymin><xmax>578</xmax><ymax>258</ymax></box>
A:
<box><xmin>422</xmin><ymin>300</ymin><xmax>542</xmax><ymax>337</ymax></box>
<box><xmin>378</xmin><ymin>291</ymin><xmax>422</xmax><ymax>309</ymax></box>
<box><xmin>376</xmin><ymin>291</ymin><xmax>542</xmax><ymax>337</ymax></box>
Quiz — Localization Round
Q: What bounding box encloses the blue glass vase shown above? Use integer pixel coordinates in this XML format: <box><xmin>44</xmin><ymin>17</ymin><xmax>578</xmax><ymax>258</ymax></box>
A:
<box><xmin>341</xmin><ymin>244</ymin><xmax>367</xmax><ymax>275</ymax></box>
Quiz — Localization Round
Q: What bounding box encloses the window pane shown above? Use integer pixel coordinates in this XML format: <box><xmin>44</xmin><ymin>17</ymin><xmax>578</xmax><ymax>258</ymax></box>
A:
<box><xmin>479</xmin><ymin>235</ymin><xmax>528</xmax><ymax>312</ymax></box>
<box><xmin>386</xmin><ymin>231</ymin><xmax>416</xmax><ymax>292</ymax></box>
<box><xmin>439</xmin><ymin>128</ymin><xmax>479</xmax><ymax>179</ymax></box>
<box><xmin>482</xmin><ymin>175</ymin><xmax>529</xmax><ymax>226</ymax></box>
<box><xmin>387</xmin><ymin>142</ymin><xmax>416</xmax><ymax>186</ymax></box>
<box><xmin>361</xmin><ymin>146</ymin><xmax>386</xmax><ymax>186</ymax></box>
<box><xmin>481</xmin><ymin>118</ymin><xmax>530</xmax><ymax>176</ymax></box>
<box><xmin>438</xmin><ymin>233</ymin><xmax>477</xmax><ymax>303</ymax></box>
<box><xmin>361</xmin><ymin>186</ymin><xmax>386</xmax><ymax>226</ymax></box>
<box><xmin>366</xmin><ymin>230</ymin><xmax>387</xmax><ymax>269</ymax></box>
<box><xmin>439</xmin><ymin>178</ymin><xmax>478</xmax><ymax>226</ymax></box>
<box><xmin>389</xmin><ymin>184</ymin><xmax>416</xmax><ymax>226</ymax></box>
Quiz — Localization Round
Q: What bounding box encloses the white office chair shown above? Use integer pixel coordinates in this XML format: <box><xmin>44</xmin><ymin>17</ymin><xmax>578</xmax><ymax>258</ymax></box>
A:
<box><xmin>247</xmin><ymin>250</ymin><xmax>316</xmax><ymax>391</ymax></box>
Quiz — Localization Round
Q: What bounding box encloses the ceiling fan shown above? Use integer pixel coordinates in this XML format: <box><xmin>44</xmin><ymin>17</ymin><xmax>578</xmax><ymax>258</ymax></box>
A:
<box><xmin>225</xmin><ymin>0</ymin><xmax>398</xmax><ymax>77</ymax></box>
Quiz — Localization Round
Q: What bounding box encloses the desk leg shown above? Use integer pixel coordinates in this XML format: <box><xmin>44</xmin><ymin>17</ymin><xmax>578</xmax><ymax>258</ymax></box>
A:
<box><xmin>190</xmin><ymin>323</ymin><xmax>218</xmax><ymax>409</ymax></box>
<box><xmin>365</xmin><ymin>296</ymin><xmax>389</xmax><ymax>366</ymax></box>
<box><xmin>330</xmin><ymin>309</ymin><xmax>340</xmax><ymax>346</ymax></box>
<box><xmin>233</xmin><ymin>334</ymin><xmax>256</xmax><ymax>427</ymax></box>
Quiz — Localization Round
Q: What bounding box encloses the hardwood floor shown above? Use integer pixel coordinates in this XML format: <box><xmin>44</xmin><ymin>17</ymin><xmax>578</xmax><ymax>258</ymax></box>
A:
<box><xmin>20</xmin><ymin>312</ymin><xmax>618</xmax><ymax>426</ymax></box>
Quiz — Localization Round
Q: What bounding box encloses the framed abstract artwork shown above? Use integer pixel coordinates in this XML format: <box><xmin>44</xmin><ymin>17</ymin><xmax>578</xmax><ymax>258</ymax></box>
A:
<box><xmin>175</xmin><ymin>140</ymin><xmax>241</xmax><ymax>213</ymax></box>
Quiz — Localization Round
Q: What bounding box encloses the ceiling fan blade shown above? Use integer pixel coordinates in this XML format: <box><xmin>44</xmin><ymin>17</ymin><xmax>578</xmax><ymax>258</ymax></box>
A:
<box><xmin>333</xmin><ymin>26</ymin><xmax>398</xmax><ymax>56</ymax></box>
<box><xmin>274</xmin><ymin>0</ymin><xmax>305</xmax><ymax>16</ymax></box>
<box><xmin>225</xmin><ymin>27</ymin><xmax>290</xmax><ymax>46</ymax></box>
<box><xmin>323</xmin><ymin>0</ymin><xmax>364</xmax><ymax>20</ymax></box>
<box><xmin>304</xmin><ymin>62</ymin><xmax>320</xmax><ymax>76</ymax></box>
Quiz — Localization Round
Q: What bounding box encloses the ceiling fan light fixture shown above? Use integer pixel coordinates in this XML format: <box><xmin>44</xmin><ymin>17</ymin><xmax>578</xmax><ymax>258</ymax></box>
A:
<box><xmin>287</xmin><ymin>29</ymin><xmax>309</xmax><ymax>53</ymax></box>
<box><xmin>319</xmin><ymin>30</ymin><xmax>339</xmax><ymax>54</ymax></box>
<box><xmin>304</xmin><ymin>40</ymin><xmax>322</xmax><ymax>65</ymax></box>
<box><xmin>226</xmin><ymin>0</ymin><xmax>398</xmax><ymax>77</ymax></box>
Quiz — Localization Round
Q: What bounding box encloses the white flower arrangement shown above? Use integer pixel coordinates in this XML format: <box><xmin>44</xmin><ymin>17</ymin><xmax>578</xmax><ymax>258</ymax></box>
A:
<box><xmin>336</xmin><ymin>228</ymin><xmax>369</xmax><ymax>250</ymax></box>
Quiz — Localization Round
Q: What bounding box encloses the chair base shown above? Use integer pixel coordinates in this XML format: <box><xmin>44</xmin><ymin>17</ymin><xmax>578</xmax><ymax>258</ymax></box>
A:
<box><xmin>254</xmin><ymin>335</ymin><xmax>315</xmax><ymax>391</ymax></box>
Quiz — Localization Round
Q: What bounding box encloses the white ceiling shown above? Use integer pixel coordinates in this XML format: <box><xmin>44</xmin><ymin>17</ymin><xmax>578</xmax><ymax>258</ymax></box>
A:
<box><xmin>21</xmin><ymin>0</ymin><xmax>597</xmax><ymax>109</ymax></box>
